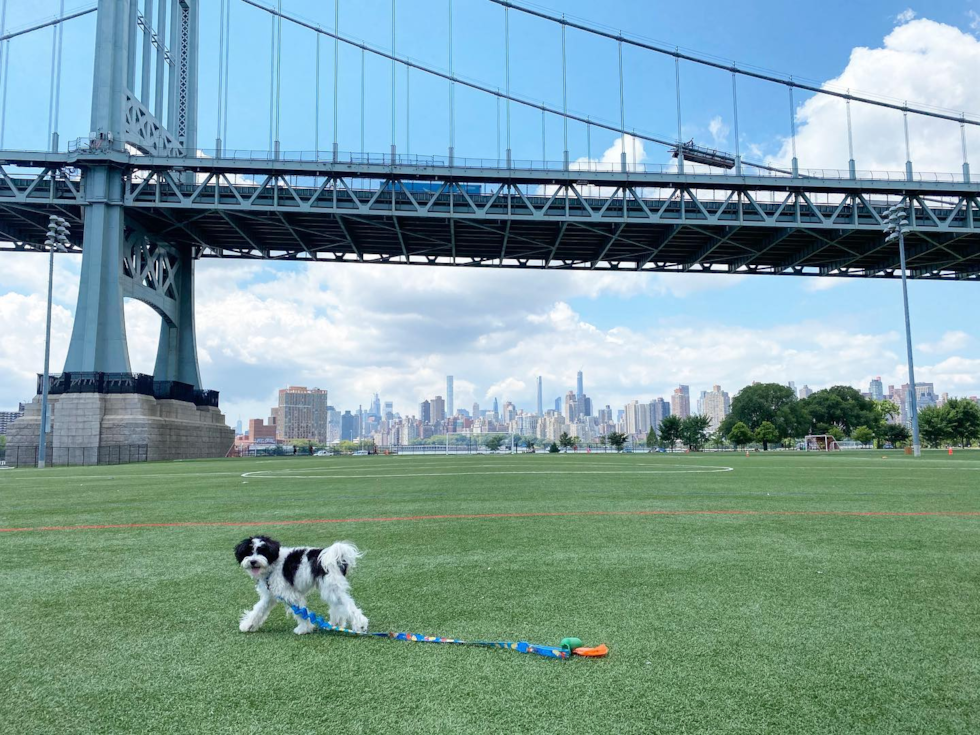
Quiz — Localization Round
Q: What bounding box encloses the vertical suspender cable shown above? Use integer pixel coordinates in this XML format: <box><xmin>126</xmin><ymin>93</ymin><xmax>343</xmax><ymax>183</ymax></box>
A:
<box><xmin>788</xmin><ymin>80</ymin><xmax>798</xmax><ymax>175</ymax></box>
<box><xmin>541</xmin><ymin>106</ymin><xmax>545</xmax><ymax>164</ymax></box>
<box><xmin>731</xmin><ymin>70</ymin><xmax>740</xmax><ymax>174</ymax></box>
<box><xmin>360</xmin><ymin>46</ymin><xmax>365</xmax><ymax>156</ymax></box>
<box><xmin>587</xmin><ymin>116</ymin><xmax>591</xmax><ymax>171</ymax></box>
<box><xmin>391</xmin><ymin>0</ymin><xmax>396</xmax><ymax>159</ymax></box>
<box><xmin>216</xmin><ymin>0</ymin><xmax>226</xmax><ymax>153</ymax></box>
<box><xmin>223</xmin><ymin>0</ymin><xmax>231</xmax><ymax>144</ymax></box>
<box><xmin>448</xmin><ymin>0</ymin><xmax>455</xmax><ymax>164</ymax></box>
<box><xmin>496</xmin><ymin>92</ymin><xmax>500</xmax><ymax>164</ymax></box>
<box><xmin>504</xmin><ymin>5</ymin><xmax>511</xmax><ymax>166</ymax></box>
<box><xmin>561</xmin><ymin>16</ymin><xmax>568</xmax><ymax>169</ymax></box>
<box><xmin>268</xmin><ymin>10</ymin><xmax>275</xmax><ymax>153</ymax></box>
<box><xmin>47</xmin><ymin>1</ymin><xmax>65</xmax><ymax>152</ymax></box>
<box><xmin>903</xmin><ymin>104</ymin><xmax>913</xmax><ymax>181</ymax></box>
<box><xmin>275</xmin><ymin>0</ymin><xmax>282</xmax><ymax>157</ymax></box>
<box><xmin>314</xmin><ymin>32</ymin><xmax>320</xmax><ymax>158</ymax></box>
<box><xmin>48</xmin><ymin>0</ymin><xmax>65</xmax><ymax>151</ymax></box>
<box><xmin>406</xmin><ymin>64</ymin><xmax>410</xmax><ymax>155</ymax></box>
<box><xmin>0</xmin><ymin>0</ymin><xmax>7</xmax><ymax>149</ymax></box>
<box><xmin>618</xmin><ymin>38</ymin><xmax>626</xmax><ymax>172</ymax></box>
<box><xmin>961</xmin><ymin>115</ymin><xmax>970</xmax><ymax>183</ymax></box>
<box><xmin>674</xmin><ymin>52</ymin><xmax>683</xmax><ymax>173</ymax></box>
<box><xmin>333</xmin><ymin>0</ymin><xmax>339</xmax><ymax>160</ymax></box>
<box><xmin>846</xmin><ymin>91</ymin><xmax>855</xmax><ymax>178</ymax></box>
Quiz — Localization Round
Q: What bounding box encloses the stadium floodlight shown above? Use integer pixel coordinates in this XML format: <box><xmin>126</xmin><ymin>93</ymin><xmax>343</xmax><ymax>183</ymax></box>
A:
<box><xmin>38</xmin><ymin>214</ymin><xmax>71</xmax><ymax>469</ymax></box>
<box><xmin>881</xmin><ymin>198</ymin><xmax>921</xmax><ymax>458</ymax></box>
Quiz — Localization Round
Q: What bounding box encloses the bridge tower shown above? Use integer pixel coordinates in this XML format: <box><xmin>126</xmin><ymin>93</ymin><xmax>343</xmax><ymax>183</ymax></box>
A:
<box><xmin>8</xmin><ymin>0</ymin><xmax>233</xmax><ymax>465</ymax></box>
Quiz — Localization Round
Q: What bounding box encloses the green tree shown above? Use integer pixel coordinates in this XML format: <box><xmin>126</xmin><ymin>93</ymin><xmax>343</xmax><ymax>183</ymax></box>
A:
<box><xmin>852</xmin><ymin>425</ymin><xmax>875</xmax><ymax>447</ymax></box>
<box><xmin>727</xmin><ymin>421</ymin><xmax>754</xmax><ymax>449</ymax></box>
<box><xmin>802</xmin><ymin>386</ymin><xmax>878</xmax><ymax>436</ymax></box>
<box><xmin>871</xmin><ymin>400</ymin><xmax>901</xmax><ymax>448</ymax></box>
<box><xmin>825</xmin><ymin>426</ymin><xmax>845</xmax><ymax>443</ymax></box>
<box><xmin>558</xmin><ymin>431</ymin><xmax>573</xmax><ymax>450</ymax></box>
<box><xmin>658</xmin><ymin>415</ymin><xmax>682</xmax><ymax>451</ymax></box>
<box><xmin>680</xmin><ymin>414</ymin><xmax>712</xmax><ymax>451</ymax></box>
<box><xmin>945</xmin><ymin>398</ymin><xmax>980</xmax><ymax>447</ymax></box>
<box><xmin>485</xmin><ymin>435</ymin><xmax>504</xmax><ymax>452</ymax></box>
<box><xmin>645</xmin><ymin>427</ymin><xmax>659</xmax><ymax>450</ymax></box>
<box><xmin>754</xmin><ymin>421</ymin><xmax>779</xmax><ymax>451</ymax></box>
<box><xmin>548</xmin><ymin>442</ymin><xmax>560</xmax><ymax>453</ymax></box>
<box><xmin>918</xmin><ymin>406</ymin><xmax>950</xmax><ymax>448</ymax></box>
<box><xmin>719</xmin><ymin>383</ymin><xmax>807</xmax><ymax>441</ymax></box>
<box><xmin>0</xmin><ymin>434</ymin><xmax>6</xmax><ymax>452</ymax></box>
<box><xmin>881</xmin><ymin>422</ymin><xmax>911</xmax><ymax>447</ymax></box>
<box><xmin>606</xmin><ymin>432</ymin><xmax>628</xmax><ymax>451</ymax></box>
<box><xmin>524</xmin><ymin>437</ymin><xmax>537</xmax><ymax>450</ymax></box>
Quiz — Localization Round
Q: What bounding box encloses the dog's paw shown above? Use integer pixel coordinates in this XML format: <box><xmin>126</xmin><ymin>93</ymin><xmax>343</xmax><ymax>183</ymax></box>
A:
<box><xmin>292</xmin><ymin>623</ymin><xmax>316</xmax><ymax>635</ymax></box>
<box><xmin>351</xmin><ymin>612</ymin><xmax>369</xmax><ymax>633</ymax></box>
<box><xmin>240</xmin><ymin>618</ymin><xmax>260</xmax><ymax>633</ymax></box>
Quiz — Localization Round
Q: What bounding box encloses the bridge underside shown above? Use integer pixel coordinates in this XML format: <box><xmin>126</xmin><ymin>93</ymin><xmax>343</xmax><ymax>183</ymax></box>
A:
<box><xmin>3</xmin><ymin>204</ymin><xmax>979</xmax><ymax>281</ymax></box>
<box><xmin>1</xmin><ymin>157</ymin><xmax>979</xmax><ymax>280</ymax></box>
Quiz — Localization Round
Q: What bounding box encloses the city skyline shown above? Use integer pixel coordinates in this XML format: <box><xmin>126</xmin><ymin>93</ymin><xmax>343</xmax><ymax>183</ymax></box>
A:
<box><xmin>227</xmin><ymin>369</ymin><xmax>978</xmax><ymax>447</ymax></box>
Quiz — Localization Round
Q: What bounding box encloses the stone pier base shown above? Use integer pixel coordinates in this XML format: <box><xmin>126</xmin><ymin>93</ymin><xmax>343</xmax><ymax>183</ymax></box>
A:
<box><xmin>6</xmin><ymin>393</ymin><xmax>235</xmax><ymax>465</ymax></box>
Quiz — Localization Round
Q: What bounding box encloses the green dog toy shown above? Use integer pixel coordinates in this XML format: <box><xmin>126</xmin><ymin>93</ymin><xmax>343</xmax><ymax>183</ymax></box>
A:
<box><xmin>560</xmin><ymin>637</ymin><xmax>583</xmax><ymax>652</ymax></box>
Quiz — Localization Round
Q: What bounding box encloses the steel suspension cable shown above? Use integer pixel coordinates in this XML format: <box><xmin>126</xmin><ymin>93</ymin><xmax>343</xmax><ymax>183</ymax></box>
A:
<box><xmin>487</xmin><ymin>0</ymin><xmax>980</xmax><ymax>128</ymax></box>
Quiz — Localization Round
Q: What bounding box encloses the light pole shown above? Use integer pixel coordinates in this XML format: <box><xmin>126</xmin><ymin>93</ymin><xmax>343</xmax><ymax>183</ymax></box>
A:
<box><xmin>38</xmin><ymin>214</ymin><xmax>69</xmax><ymax>468</ymax></box>
<box><xmin>883</xmin><ymin>200</ymin><xmax>921</xmax><ymax>457</ymax></box>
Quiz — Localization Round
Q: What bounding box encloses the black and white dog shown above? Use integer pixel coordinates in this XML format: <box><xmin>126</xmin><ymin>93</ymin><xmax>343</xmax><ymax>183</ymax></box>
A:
<box><xmin>234</xmin><ymin>536</ymin><xmax>368</xmax><ymax>634</ymax></box>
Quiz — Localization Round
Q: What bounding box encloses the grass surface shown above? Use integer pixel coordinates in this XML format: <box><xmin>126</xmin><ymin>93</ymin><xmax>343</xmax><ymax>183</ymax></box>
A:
<box><xmin>1</xmin><ymin>451</ymin><xmax>979</xmax><ymax>734</ymax></box>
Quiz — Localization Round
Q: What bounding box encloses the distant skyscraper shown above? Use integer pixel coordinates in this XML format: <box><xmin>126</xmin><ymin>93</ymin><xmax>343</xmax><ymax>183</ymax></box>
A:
<box><xmin>576</xmin><ymin>371</ymin><xmax>584</xmax><ymax>403</ymax></box>
<box><xmin>472</xmin><ymin>401</ymin><xmax>480</xmax><ymax>418</ymax></box>
<box><xmin>564</xmin><ymin>391</ymin><xmax>578</xmax><ymax>423</ymax></box>
<box><xmin>554</xmin><ymin>397</ymin><xmax>562</xmax><ymax>412</ymax></box>
<box><xmin>369</xmin><ymin>393</ymin><xmax>381</xmax><ymax>417</ymax></box>
<box><xmin>492</xmin><ymin>397</ymin><xmax>499</xmax><ymax>417</ymax></box>
<box><xmin>649</xmin><ymin>398</ymin><xmax>670</xmax><ymax>430</ymax></box>
<box><xmin>419</xmin><ymin>400</ymin><xmax>432</xmax><ymax>424</ymax></box>
<box><xmin>431</xmin><ymin>396</ymin><xmax>446</xmax><ymax>423</ymax></box>
<box><xmin>276</xmin><ymin>386</ymin><xmax>329</xmax><ymax>442</ymax></box>
<box><xmin>701</xmin><ymin>385</ymin><xmax>731</xmax><ymax>431</ymax></box>
<box><xmin>798</xmin><ymin>385</ymin><xmax>813</xmax><ymax>399</ymax></box>
<box><xmin>235</xmin><ymin>418</ymin><xmax>243</xmax><ymax>436</ymax></box>
<box><xmin>446</xmin><ymin>376</ymin><xmax>454</xmax><ymax>417</ymax></box>
<box><xmin>869</xmin><ymin>377</ymin><xmax>884</xmax><ymax>401</ymax></box>
<box><xmin>383</xmin><ymin>401</ymin><xmax>394</xmax><ymax>419</ymax></box>
<box><xmin>671</xmin><ymin>385</ymin><xmax>691</xmax><ymax>420</ymax></box>
<box><xmin>536</xmin><ymin>376</ymin><xmax>543</xmax><ymax>415</ymax></box>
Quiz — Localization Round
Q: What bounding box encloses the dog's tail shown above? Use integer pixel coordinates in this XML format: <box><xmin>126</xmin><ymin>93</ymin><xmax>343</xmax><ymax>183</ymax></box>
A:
<box><xmin>318</xmin><ymin>541</ymin><xmax>363</xmax><ymax>578</ymax></box>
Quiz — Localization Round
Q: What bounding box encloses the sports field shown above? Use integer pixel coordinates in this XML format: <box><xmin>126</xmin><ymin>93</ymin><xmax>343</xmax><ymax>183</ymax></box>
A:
<box><xmin>1</xmin><ymin>451</ymin><xmax>979</xmax><ymax>734</ymax></box>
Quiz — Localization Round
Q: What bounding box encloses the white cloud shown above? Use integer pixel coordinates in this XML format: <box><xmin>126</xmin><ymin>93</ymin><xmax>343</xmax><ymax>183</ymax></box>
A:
<box><xmin>769</xmin><ymin>18</ymin><xmax>980</xmax><ymax>175</ymax></box>
<box><xmin>708</xmin><ymin>116</ymin><xmax>730</xmax><ymax>147</ymax></box>
<box><xmin>919</xmin><ymin>330</ymin><xmax>972</xmax><ymax>354</ymax></box>
<box><xmin>896</xmin><ymin>9</ymin><xmax>917</xmax><ymax>24</ymax></box>
<box><xmin>969</xmin><ymin>10</ymin><xmax>980</xmax><ymax>32</ymax></box>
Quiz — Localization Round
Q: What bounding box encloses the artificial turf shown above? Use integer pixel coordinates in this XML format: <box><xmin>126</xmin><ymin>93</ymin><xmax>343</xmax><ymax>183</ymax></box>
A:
<box><xmin>1</xmin><ymin>451</ymin><xmax>978</xmax><ymax>734</ymax></box>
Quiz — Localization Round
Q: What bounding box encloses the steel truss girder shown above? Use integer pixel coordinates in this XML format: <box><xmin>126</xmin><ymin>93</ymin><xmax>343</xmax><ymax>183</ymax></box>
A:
<box><xmin>0</xmin><ymin>158</ymin><xmax>978</xmax><ymax>280</ymax></box>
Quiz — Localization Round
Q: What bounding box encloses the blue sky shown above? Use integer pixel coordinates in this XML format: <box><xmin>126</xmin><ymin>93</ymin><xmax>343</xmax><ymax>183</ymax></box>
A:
<box><xmin>1</xmin><ymin>1</ymin><xmax>979</xmax><ymax>421</ymax></box>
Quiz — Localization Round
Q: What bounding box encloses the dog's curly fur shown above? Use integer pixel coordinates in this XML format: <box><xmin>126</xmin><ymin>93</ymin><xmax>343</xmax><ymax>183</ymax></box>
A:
<box><xmin>234</xmin><ymin>536</ymin><xmax>368</xmax><ymax>634</ymax></box>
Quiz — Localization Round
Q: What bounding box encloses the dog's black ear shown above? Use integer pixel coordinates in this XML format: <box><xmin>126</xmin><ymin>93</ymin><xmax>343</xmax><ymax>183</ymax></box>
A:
<box><xmin>234</xmin><ymin>538</ymin><xmax>253</xmax><ymax>564</ymax></box>
<box><xmin>257</xmin><ymin>536</ymin><xmax>280</xmax><ymax>563</ymax></box>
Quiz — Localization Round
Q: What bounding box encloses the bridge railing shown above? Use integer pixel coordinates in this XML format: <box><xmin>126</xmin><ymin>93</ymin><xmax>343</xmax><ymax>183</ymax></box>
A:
<box><xmin>188</xmin><ymin>148</ymin><xmax>974</xmax><ymax>184</ymax></box>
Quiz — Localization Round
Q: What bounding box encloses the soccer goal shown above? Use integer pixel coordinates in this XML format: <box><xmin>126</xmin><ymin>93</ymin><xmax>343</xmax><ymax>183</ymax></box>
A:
<box><xmin>804</xmin><ymin>434</ymin><xmax>841</xmax><ymax>452</ymax></box>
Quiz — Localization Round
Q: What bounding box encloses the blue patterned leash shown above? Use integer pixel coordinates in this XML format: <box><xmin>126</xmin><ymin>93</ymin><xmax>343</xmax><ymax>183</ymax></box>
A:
<box><xmin>285</xmin><ymin>600</ymin><xmax>576</xmax><ymax>660</ymax></box>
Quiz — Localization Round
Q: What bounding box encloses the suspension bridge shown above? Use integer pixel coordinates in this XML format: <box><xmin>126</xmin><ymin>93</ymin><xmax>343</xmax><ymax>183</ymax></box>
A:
<box><xmin>1</xmin><ymin>0</ymin><xmax>978</xmax><ymax>463</ymax></box>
